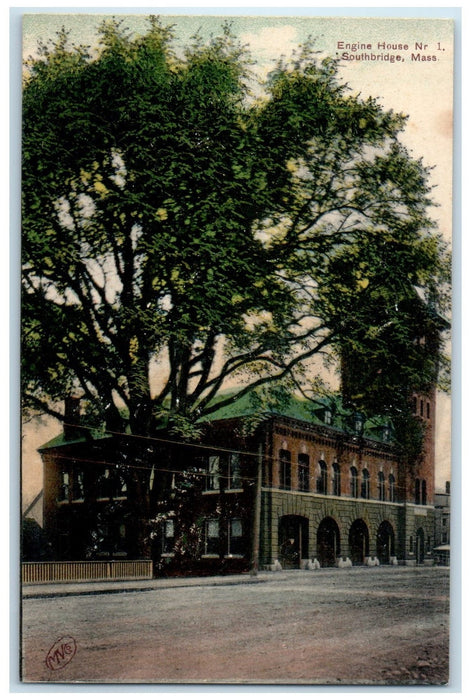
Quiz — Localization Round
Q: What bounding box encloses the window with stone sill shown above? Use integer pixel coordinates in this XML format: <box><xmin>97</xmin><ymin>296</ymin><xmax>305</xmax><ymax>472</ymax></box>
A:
<box><xmin>205</xmin><ymin>518</ymin><xmax>219</xmax><ymax>555</ymax></box>
<box><xmin>316</xmin><ymin>460</ymin><xmax>328</xmax><ymax>495</ymax></box>
<box><xmin>298</xmin><ymin>454</ymin><xmax>310</xmax><ymax>492</ymax></box>
<box><xmin>350</xmin><ymin>466</ymin><xmax>358</xmax><ymax>498</ymax></box>
<box><xmin>378</xmin><ymin>472</ymin><xmax>386</xmax><ymax>501</ymax></box>
<box><xmin>279</xmin><ymin>450</ymin><xmax>291</xmax><ymax>490</ymax></box>
<box><xmin>360</xmin><ymin>468</ymin><xmax>370</xmax><ymax>499</ymax></box>
<box><xmin>332</xmin><ymin>462</ymin><xmax>341</xmax><ymax>496</ymax></box>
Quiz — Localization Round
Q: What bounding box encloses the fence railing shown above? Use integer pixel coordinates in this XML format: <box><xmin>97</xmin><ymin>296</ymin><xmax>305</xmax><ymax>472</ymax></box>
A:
<box><xmin>22</xmin><ymin>560</ymin><xmax>153</xmax><ymax>584</ymax></box>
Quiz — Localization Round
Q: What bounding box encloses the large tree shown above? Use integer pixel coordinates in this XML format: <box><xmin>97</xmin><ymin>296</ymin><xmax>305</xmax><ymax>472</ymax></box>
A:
<box><xmin>22</xmin><ymin>17</ymin><xmax>450</xmax><ymax>441</ymax></box>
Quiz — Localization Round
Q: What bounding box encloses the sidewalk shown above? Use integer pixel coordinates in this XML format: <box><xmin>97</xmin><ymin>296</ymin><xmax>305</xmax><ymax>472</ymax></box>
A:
<box><xmin>22</xmin><ymin>571</ymin><xmax>273</xmax><ymax>599</ymax></box>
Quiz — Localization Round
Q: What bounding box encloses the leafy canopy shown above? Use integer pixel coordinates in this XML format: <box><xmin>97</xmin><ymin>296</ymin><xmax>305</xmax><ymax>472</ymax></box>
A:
<box><xmin>22</xmin><ymin>17</ymin><xmax>450</xmax><ymax>439</ymax></box>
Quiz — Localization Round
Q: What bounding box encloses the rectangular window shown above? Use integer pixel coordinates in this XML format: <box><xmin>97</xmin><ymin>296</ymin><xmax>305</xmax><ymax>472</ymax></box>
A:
<box><xmin>96</xmin><ymin>468</ymin><xmax>110</xmax><ymax>499</ymax></box>
<box><xmin>58</xmin><ymin>470</ymin><xmax>69</xmax><ymax>502</ymax></box>
<box><xmin>415</xmin><ymin>478</ymin><xmax>421</xmax><ymax>505</ymax></box>
<box><xmin>207</xmin><ymin>456</ymin><xmax>220</xmax><ymax>490</ymax></box>
<box><xmin>228</xmin><ymin>518</ymin><xmax>244</xmax><ymax>555</ymax></box>
<box><xmin>205</xmin><ymin>519</ymin><xmax>219</xmax><ymax>555</ymax></box>
<box><xmin>162</xmin><ymin>519</ymin><xmax>175</xmax><ymax>554</ymax></box>
<box><xmin>229</xmin><ymin>453</ymin><xmax>242</xmax><ymax>489</ymax></box>
<box><xmin>72</xmin><ymin>470</ymin><xmax>85</xmax><ymax>500</ymax></box>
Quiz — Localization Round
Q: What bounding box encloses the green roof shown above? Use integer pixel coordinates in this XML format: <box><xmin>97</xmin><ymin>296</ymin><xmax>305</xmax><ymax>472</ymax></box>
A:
<box><xmin>39</xmin><ymin>390</ymin><xmax>395</xmax><ymax>451</ymax></box>
<box><xmin>201</xmin><ymin>389</ymin><xmax>394</xmax><ymax>444</ymax></box>
<box><xmin>38</xmin><ymin>426</ymin><xmax>108</xmax><ymax>451</ymax></box>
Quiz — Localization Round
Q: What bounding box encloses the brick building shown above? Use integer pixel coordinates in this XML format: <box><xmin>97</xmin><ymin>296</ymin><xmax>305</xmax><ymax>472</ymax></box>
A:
<box><xmin>40</xmin><ymin>385</ymin><xmax>437</xmax><ymax>573</ymax></box>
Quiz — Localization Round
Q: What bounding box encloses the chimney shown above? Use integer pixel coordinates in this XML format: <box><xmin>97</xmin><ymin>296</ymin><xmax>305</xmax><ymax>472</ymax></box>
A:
<box><xmin>64</xmin><ymin>395</ymin><xmax>81</xmax><ymax>440</ymax></box>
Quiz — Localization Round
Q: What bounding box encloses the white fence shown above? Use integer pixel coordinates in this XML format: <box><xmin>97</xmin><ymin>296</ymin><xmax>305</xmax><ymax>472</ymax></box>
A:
<box><xmin>22</xmin><ymin>560</ymin><xmax>153</xmax><ymax>584</ymax></box>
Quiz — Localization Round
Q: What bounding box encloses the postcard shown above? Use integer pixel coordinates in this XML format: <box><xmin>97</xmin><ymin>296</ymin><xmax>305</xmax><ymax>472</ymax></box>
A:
<box><xmin>20</xmin><ymin>11</ymin><xmax>454</xmax><ymax>685</ymax></box>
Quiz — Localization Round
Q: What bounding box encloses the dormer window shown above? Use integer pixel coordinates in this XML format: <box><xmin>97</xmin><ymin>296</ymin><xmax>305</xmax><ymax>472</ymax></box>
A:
<box><xmin>324</xmin><ymin>409</ymin><xmax>332</xmax><ymax>425</ymax></box>
<box><xmin>354</xmin><ymin>414</ymin><xmax>364</xmax><ymax>434</ymax></box>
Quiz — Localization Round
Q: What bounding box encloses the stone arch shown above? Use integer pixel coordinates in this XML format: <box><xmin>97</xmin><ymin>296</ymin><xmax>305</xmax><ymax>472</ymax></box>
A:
<box><xmin>376</xmin><ymin>520</ymin><xmax>395</xmax><ymax>564</ymax></box>
<box><xmin>349</xmin><ymin>519</ymin><xmax>369</xmax><ymax>565</ymax></box>
<box><xmin>316</xmin><ymin>516</ymin><xmax>341</xmax><ymax>567</ymax></box>
<box><xmin>278</xmin><ymin>514</ymin><xmax>309</xmax><ymax>569</ymax></box>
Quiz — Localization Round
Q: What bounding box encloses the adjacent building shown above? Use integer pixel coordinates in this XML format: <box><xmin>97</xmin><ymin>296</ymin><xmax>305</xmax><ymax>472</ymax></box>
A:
<box><xmin>434</xmin><ymin>482</ymin><xmax>451</xmax><ymax>565</ymax></box>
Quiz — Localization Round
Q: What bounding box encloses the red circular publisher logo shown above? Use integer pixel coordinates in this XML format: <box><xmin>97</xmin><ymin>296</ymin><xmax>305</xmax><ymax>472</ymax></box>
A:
<box><xmin>45</xmin><ymin>636</ymin><xmax>77</xmax><ymax>671</ymax></box>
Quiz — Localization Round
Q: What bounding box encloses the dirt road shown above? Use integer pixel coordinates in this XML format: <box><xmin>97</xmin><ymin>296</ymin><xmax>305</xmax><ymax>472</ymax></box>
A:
<box><xmin>21</xmin><ymin>566</ymin><xmax>450</xmax><ymax>685</ymax></box>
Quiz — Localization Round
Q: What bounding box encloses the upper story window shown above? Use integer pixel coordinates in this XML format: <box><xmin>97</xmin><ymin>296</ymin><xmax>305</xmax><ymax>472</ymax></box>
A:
<box><xmin>316</xmin><ymin>460</ymin><xmax>328</xmax><ymax>495</ymax></box>
<box><xmin>332</xmin><ymin>463</ymin><xmax>341</xmax><ymax>496</ymax></box>
<box><xmin>206</xmin><ymin>453</ymin><xmax>243</xmax><ymax>491</ymax></box>
<box><xmin>324</xmin><ymin>409</ymin><xmax>332</xmax><ymax>425</ymax></box>
<box><xmin>350</xmin><ymin>466</ymin><xmax>358</xmax><ymax>498</ymax></box>
<box><xmin>361</xmin><ymin>468</ymin><xmax>370</xmax><ymax>499</ymax></box>
<box><xmin>378</xmin><ymin>472</ymin><xmax>385</xmax><ymax>501</ymax></box>
<box><xmin>298</xmin><ymin>454</ymin><xmax>310</xmax><ymax>492</ymax></box>
<box><xmin>414</xmin><ymin>478</ymin><xmax>427</xmax><ymax>505</ymax></box>
<box><xmin>96</xmin><ymin>468</ymin><xmax>127</xmax><ymax>499</ymax></box>
<box><xmin>228</xmin><ymin>453</ymin><xmax>242</xmax><ymax>489</ymax></box>
<box><xmin>354</xmin><ymin>414</ymin><xmax>364</xmax><ymax>434</ymax></box>
<box><xmin>71</xmin><ymin>469</ymin><xmax>85</xmax><ymax>501</ymax></box>
<box><xmin>207</xmin><ymin>455</ymin><xmax>220</xmax><ymax>491</ymax></box>
<box><xmin>415</xmin><ymin>478</ymin><xmax>421</xmax><ymax>505</ymax></box>
<box><xmin>279</xmin><ymin>450</ymin><xmax>291</xmax><ymax>490</ymax></box>
<box><xmin>389</xmin><ymin>473</ymin><xmax>396</xmax><ymax>502</ymax></box>
<box><xmin>58</xmin><ymin>469</ymin><xmax>69</xmax><ymax>502</ymax></box>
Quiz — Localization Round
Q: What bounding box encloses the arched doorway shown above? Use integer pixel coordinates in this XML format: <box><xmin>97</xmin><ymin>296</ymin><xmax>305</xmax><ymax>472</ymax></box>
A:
<box><xmin>416</xmin><ymin>527</ymin><xmax>425</xmax><ymax>564</ymax></box>
<box><xmin>316</xmin><ymin>517</ymin><xmax>340</xmax><ymax>567</ymax></box>
<box><xmin>376</xmin><ymin>521</ymin><xmax>395</xmax><ymax>564</ymax></box>
<box><xmin>278</xmin><ymin>515</ymin><xmax>309</xmax><ymax>569</ymax></box>
<box><xmin>349</xmin><ymin>519</ymin><xmax>369</xmax><ymax>565</ymax></box>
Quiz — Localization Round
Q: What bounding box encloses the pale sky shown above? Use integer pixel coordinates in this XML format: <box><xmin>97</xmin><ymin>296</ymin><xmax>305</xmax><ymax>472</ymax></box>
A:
<box><xmin>20</xmin><ymin>13</ymin><xmax>454</xmax><ymax>509</ymax></box>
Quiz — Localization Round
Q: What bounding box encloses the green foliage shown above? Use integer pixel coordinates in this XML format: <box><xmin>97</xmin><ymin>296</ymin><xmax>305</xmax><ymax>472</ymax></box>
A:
<box><xmin>22</xmin><ymin>17</ymin><xmax>450</xmax><ymax>442</ymax></box>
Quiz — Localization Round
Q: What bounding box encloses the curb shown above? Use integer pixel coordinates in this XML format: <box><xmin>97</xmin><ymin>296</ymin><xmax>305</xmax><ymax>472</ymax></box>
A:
<box><xmin>22</xmin><ymin>574</ymin><xmax>269</xmax><ymax>600</ymax></box>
